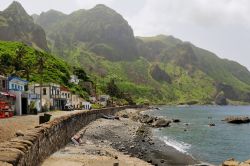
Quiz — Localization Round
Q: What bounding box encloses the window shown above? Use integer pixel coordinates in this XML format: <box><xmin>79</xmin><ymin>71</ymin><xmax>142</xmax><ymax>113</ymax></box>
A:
<box><xmin>20</xmin><ymin>86</ymin><xmax>23</xmax><ymax>91</ymax></box>
<box><xmin>43</xmin><ymin>88</ymin><xmax>47</xmax><ymax>95</ymax></box>
<box><xmin>68</xmin><ymin>94</ymin><xmax>70</xmax><ymax>98</ymax></box>
<box><xmin>18</xmin><ymin>85</ymin><xmax>20</xmax><ymax>90</ymax></box>
<box><xmin>2</xmin><ymin>80</ymin><xmax>6</xmax><ymax>89</ymax></box>
<box><xmin>57</xmin><ymin>89</ymin><xmax>59</xmax><ymax>95</ymax></box>
<box><xmin>12</xmin><ymin>84</ymin><xmax>14</xmax><ymax>89</ymax></box>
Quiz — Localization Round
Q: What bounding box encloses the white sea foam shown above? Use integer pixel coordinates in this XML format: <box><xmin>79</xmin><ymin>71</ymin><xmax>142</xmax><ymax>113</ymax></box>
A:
<box><xmin>162</xmin><ymin>136</ymin><xmax>191</xmax><ymax>153</ymax></box>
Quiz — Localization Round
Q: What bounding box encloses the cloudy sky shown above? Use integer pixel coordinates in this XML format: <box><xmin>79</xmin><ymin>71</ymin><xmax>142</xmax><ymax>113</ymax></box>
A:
<box><xmin>1</xmin><ymin>0</ymin><xmax>250</xmax><ymax>70</ymax></box>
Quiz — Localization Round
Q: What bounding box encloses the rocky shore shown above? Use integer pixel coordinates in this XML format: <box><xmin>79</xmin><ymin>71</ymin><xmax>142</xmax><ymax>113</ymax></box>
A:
<box><xmin>43</xmin><ymin>108</ymin><xmax>199</xmax><ymax>166</ymax></box>
<box><xmin>222</xmin><ymin>158</ymin><xmax>250</xmax><ymax>166</ymax></box>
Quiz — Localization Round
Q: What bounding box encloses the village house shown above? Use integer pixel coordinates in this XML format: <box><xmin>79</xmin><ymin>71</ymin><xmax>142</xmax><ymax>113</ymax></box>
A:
<box><xmin>82</xmin><ymin>101</ymin><xmax>92</xmax><ymax>110</ymax></box>
<box><xmin>8</xmin><ymin>76</ymin><xmax>28</xmax><ymax>115</ymax></box>
<box><xmin>99</xmin><ymin>95</ymin><xmax>110</xmax><ymax>107</ymax></box>
<box><xmin>26</xmin><ymin>84</ymin><xmax>41</xmax><ymax>113</ymax></box>
<box><xmin>60</xmin><ymin>86</ymin><xmax>72</xmax><ymax>104</ymax></box>
<box><xmin>32</xmin><ymin>83</ymin><xmax>67</xmax><ymax>110</ymax></box>
<box><xmin>0</xmin><ymin>75</ymin><xmax>15</xmax><ymax>116</ymax></box>
<box><xmin>71</xmin><ymin>94</ymin><xmax>84</xmax><ymax>109</ymax></box>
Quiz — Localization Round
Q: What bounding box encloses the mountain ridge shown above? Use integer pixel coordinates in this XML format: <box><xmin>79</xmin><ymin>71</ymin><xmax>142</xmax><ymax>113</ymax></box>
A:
<box><xmin>1</xmin><ymin>2</ymin><xmax>250</xmax><ymax>104</ymax></box>
<box><xmin>0</xmin><ymin>1</ymin><xmax>49</xmax><ymax>51</ymax></box>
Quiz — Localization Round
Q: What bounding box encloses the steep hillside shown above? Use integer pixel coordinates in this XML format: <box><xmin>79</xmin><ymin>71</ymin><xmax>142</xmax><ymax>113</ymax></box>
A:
<box><xmin>0</xmin><ymin>41</ymin><xmax>89</xmax><ymax>98</ymax></box>
<box><xmin>35</xmin><ymin>5</ymin><xmax>138</xmax><ymax>61</ymax></box>
<box><xmin>0</xmin><ymin>1</ymin><xmax>48</xmax><ymax>51</ymax></box>
<box><xmin>137</xmin><ymin>35</ymin><xmax>250</xmax><ymax>102</ymax></box>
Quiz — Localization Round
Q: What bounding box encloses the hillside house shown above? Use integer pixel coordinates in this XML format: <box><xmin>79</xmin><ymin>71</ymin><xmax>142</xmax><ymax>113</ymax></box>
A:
<box><xmin>99</xmin><ymin>95</ymin><xmax>110</xmax><ymax>107</ymax></box>
<box><xmin>69</xmin><ymin>75</ymin><xmax>80</xmax><ymax>85</ymax></box>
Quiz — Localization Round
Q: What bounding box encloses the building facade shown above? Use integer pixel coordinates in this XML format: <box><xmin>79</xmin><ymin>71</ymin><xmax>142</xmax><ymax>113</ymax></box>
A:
<box><xmin>60</xmin><ymin>86</ymin><xmax>72</xmax><ymax>104</ymax></box>
<box><xmin>8</xmin><ymin>76</ymin><xmax>28</xmax><ymax>115</ymax></box>
<box><xmin>33</xmin><ymin>83</ymin><xmax>66</xmax><ymax>110</ymax></box>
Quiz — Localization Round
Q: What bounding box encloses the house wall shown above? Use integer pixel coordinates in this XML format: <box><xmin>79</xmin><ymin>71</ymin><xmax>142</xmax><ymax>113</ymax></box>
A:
<box><xmin>34</xmin><ymin>86</ymin><xmax>51</xmax><ymax>108</ymax></box>
<box><xmin>9</xmin><ymin>91</ymin><xmax>22</xmax><ymax>115</ymax></box>
<box><xmin>8</xmin><ymin>80</ymin><xmax>25</xmax><ymax>92</ymax></box>
<box><xmin>0</xmin><ymin>76</ymin><xmax>7</xmax><ymax>92</ymax></box>
<box><xmin>0</xmin><ymin>106</ymin><xmax>141</xmax><ymax>166</ymax></box>
<box><xmin>60</xmin><ymin>90</ymin><xmax>71</xmax><ymax>104</ymax></box>
<box><xmin>71</xmin><ymin>95</ymin><xmax>79</xmax><ymax>108</ymax></box>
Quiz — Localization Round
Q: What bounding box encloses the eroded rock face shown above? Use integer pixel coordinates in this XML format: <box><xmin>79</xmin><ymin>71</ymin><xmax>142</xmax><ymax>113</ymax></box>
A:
<box><xmin>224</xmin><ymin>116</ymin><xmax>250</xmax><ymax>124</ymax></box>
<box><xmin>215</xmin><ymin>92</ymin><xmax>228</xmax><ymax>105</ymax></box>
<box><xmin>150</xmin><ymin>65</ymin><xmax>171</xmax><ymax>83</ymax></box>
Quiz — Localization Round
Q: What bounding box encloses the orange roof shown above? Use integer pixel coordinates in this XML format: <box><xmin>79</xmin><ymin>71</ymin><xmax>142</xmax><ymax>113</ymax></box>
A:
<box><xmin>60</xmin><ymin>86</ymin><xmax>70</xmax><ymax>92</ymax></box>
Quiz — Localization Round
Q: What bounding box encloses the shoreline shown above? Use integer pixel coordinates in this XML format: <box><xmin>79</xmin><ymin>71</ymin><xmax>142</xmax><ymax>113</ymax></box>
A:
<box><xmin>43</xmin><ymin>108</ymin><xmax>200</xmax><ymax>166</ymax></box>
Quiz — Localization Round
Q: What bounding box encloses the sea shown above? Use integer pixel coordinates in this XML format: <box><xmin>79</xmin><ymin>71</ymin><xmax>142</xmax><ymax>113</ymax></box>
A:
<box><xmin>145</xmin><ymin>105</ymin><xmax>250</xmax><ymax>165</ymax></box>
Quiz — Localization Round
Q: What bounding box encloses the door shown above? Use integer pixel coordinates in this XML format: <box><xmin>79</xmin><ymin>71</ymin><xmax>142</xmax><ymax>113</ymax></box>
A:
<box><xmin>21</xmin><ymin>98</ymin><xmax>28</xmax><ymax>114</ymax></box>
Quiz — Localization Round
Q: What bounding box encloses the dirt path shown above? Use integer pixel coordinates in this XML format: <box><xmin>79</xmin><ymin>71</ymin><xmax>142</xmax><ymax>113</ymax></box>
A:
<box><xmin>0</xmin><ymin>110</ymin><xmax>87</xmax><ymax>142</ymax></box>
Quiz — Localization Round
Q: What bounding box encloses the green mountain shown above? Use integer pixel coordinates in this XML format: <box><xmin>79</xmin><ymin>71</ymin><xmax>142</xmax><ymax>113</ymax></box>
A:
<box><xmin>0</xmin><ymin>1</ymin><xmax>48</xmax><ymax>51</ymax></box>
<box><xmin>1</xmin><ymin>2</ymin><xmax>249</xmax><ymax>104</ymax></box>
<box><xmin>35</xmin><ymin>5</ymin><xmax>138</xmax><ymax>61</ymax></box>
<box><xmin>33</xmin><ymin>4</ymin><xmax>250</xmax><ymax>104</ymax></box>
<box><xmin>137</xmin><ymin>35</ymin><xmax>250</xmax><ymax>102</ymax></box>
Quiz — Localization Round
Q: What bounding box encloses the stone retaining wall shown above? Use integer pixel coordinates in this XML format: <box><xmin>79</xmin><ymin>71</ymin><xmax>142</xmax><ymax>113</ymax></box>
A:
<box><xmin>0</xmin><ymin>106</ymin><xmax>138</xmax><ymax>166</ymax></box>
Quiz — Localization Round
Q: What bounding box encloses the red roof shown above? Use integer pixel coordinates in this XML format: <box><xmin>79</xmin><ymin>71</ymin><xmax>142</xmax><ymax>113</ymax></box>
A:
<box><xmin>60</xmin><ymin>86</ymin><xmax>70</xmax><ymax>92</ymax></box>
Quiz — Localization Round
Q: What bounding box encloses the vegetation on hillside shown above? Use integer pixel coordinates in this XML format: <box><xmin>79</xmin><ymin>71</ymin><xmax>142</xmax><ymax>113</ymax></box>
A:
<box><xmin>0</xmin><ymin>41</ymin><xmax>89</xmax><ymax>99</ymax></box>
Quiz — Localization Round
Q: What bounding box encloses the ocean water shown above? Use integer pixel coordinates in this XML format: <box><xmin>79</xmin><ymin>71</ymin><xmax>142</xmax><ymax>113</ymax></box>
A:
<box><xmin>146</xmin><ymin>105</ymin><xmax>250</xmax><ymax>165</ymax></box>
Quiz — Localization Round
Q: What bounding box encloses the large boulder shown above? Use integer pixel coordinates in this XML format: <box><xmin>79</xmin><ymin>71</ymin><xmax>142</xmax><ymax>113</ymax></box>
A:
<box><xmin>152</xmin><ymin>118</ymin><xmax>171</xmax><ymax>128</ymax></box>
<box><xmin>224</xmin><ymin>116</ymin><xmax>250</xmax><ymax>124</ymax></box>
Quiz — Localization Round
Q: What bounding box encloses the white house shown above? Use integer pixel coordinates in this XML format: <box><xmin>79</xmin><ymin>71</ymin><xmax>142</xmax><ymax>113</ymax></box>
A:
<box><xmin>69</xmin><ymin>75</ymin><xmax>80</xmax><ymax>85</ymax></box>
<box><xmin>8</xmin><ymin>76</ymin><xmax>28</xmax><ymax>115</ymax></box>
<box><xmin>60</xmin><ymin>86</ymin><xmax>72</xmax><ymax>104</ymax></box>
<box><xmin>82</xmin><ymin>101</ymin><xmax>91</xmax><ymax>110</ymax></box>
<box><xmin>32</xmin><ymin>83</ymin><xmax>66</xmax><ymax>110</ymax></box>
<box><xmin>99</xmin><ymin>95</ymin><xmax>110</xmax><ymax>107</ymax></box>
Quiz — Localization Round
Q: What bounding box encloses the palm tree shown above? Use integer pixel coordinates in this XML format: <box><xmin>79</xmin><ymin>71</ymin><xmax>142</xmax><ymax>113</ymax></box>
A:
<box><xmin>36</xmin><ymin>50</ymin><xmax>46</xmax><ymax>112</ymax></box>
<box><xmin>15</xmin><ymin>45</ymin><xmax>27</xmax><ymax>71</ymax></box>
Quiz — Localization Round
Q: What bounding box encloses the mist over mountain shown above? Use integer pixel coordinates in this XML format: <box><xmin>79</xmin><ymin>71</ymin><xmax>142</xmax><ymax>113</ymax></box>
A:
<box><xmin>1</xmin><ymin>1</ymin><xmax>250</xmax><ymax>104</ymax></box>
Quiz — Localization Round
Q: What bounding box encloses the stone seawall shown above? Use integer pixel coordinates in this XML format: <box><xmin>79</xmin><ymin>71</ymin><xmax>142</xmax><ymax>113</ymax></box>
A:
<box><xmin>0</xmin><ymin>106</ymin><xmax>138</xmax><ymax>166</ymax></box>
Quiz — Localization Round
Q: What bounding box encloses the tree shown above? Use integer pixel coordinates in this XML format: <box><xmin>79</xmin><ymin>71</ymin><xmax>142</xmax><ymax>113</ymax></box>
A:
<box><xmin>73</xmin><ymin>67</ymin><xmax>89</xmax><ymax>81</ymax></box>
<box><xmin>36</xmin><ymin>50</ymin><xmax>46</xmax><ymax>111</ymax></box>
<box><xmin>15</xmin><ymin>45</ymin><xmax>27</xmax><ymax>71</ymax></box>
<box><xmin>106</xmin><ymin>79</ymin><xmax>120</xmax><ymax>104</ymax></box>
